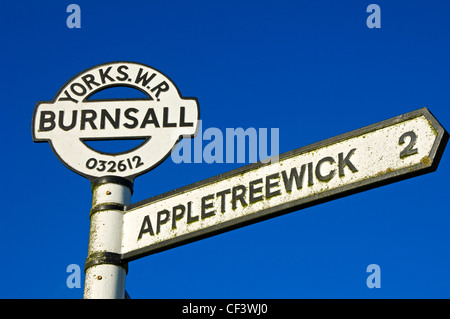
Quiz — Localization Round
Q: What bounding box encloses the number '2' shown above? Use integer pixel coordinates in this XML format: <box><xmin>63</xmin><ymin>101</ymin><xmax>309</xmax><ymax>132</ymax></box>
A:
<box><xmin>399</xmin><ymin>131</ymin><xmax>418</xmax><ymax>159</ymax></box>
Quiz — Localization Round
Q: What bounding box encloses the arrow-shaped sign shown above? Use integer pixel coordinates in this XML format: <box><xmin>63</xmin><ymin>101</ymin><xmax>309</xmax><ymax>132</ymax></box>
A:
<box><xmin>120</xmin><ymin>108</ymin><xmax>448</xmax><ymax>262</ymax></box>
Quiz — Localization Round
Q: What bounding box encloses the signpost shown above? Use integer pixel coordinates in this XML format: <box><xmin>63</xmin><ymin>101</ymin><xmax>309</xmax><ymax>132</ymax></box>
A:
<box><xmin>32</xmin><ymin>61</ymin><xmax>200</xmax><ymax>298</ymax></box>
<box><xmin>32</xmin><ymin>61</ymin><xmax>448</xmax><ymax>299</ymax></box>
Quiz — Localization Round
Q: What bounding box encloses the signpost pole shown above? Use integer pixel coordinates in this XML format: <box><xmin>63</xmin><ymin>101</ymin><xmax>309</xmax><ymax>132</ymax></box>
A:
<box><xmin>83</xmin><ymin>177</ymin><xmax>132</xmax><ymax>299</ymax></box>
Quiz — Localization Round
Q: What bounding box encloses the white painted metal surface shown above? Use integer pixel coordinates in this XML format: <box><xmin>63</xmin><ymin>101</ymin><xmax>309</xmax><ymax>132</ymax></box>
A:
<box><xmin>84</xmin><ymin>265</ymin><xmax>126</xmax><ymax>299</ymax></box>
<box><xmin>83</xmin><ymin>182</ymin><xmax>131</xmax><ymax>299</ymax></box>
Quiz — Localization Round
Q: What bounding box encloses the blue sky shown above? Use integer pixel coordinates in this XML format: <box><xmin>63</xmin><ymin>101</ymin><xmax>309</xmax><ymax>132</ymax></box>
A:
<box><xmin>1</xmin><ymin>0</ymin><xmax>449</xmax><ymax>298</ymax></box>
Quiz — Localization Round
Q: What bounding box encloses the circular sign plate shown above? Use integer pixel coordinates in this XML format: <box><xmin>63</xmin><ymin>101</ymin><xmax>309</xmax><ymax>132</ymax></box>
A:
<box><xmin>32</xmin><ymin>61</ymin><xmax>199</xmax><ymax>182</ymax></box>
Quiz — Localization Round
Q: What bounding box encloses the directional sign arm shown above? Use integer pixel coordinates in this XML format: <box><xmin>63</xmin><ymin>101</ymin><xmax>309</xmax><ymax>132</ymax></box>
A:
<box><xmin>120</xmin><ymin>108</ymin><xmax>448</xmax><ymax>262</ymax></box>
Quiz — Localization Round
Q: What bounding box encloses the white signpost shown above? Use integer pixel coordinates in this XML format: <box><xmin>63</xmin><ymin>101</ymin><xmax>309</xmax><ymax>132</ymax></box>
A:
<box><xmin>32</xmin><ymin>61</ymin><xmax>200</xmax><ymax>298</ymax></box>
<box><xmin>33</xmin><ymin>62</ymin><xmax>448</xmax><ymax>299</ymax></box>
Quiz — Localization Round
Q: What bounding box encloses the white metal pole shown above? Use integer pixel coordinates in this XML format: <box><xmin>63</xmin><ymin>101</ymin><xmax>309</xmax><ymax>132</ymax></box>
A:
<box><xmin>83</xmin><ymin>177</ymin><xmax>132</xmax><ymax>299</ymax></box>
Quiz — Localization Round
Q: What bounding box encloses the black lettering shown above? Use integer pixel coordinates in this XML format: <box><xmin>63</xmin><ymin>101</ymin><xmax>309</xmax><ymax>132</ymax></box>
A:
<box><xmin>80</xmin><ymin>110</ymin><xmax>97</xmax><ymax>130</ymax></box>
<box><xmin>249</xmin><ymin>178</ymin><xmax>263</xmax><ymax>203</ymax></box>
<box><xmin>151</xmin><ymin>81</ymin><xmax>169</xmax><ymax>98</ymax></box>
<box><xmin>100</xmin><ymin>108</ymin><xmax>120</xmax><ymax>129</ymax></box>
<box><xmin>163</xmin><ymin>107</ymin><xmax>176</xmax><ymax>127</ymax></box>
<box><xmin>81</xmin><ymin>74</ymin><xmax>100</xmax><ymax>90</ymax></box>
<box><xmin>58</xmin><ymin>110</ymin><xmax>77</xmax><ymax>131</ymax></box>
<box><xmin>39</xmin><ymin>111</ymin><xmax>56</xmax><ymax>132</ymax></box>
<box><xmin>135</xmin><ymin>68</ymin><xmax>156</xmax><ymax>87</ymax></box>
<box><xmin>99</xmin><ymin>66</ymin><xmax>115</xmax><ymax>84</ymax></box>
<box><xmin>307</xmin><ymin>162</ymin><xmax>314</xmax><ymax>186</ymax></box>
<box><xmin>281</xmin><ymin>164</ymin><xmax>306</xmax><ymax>192</ymax></box>
<box><xmin>338</xmin><ymin>148</ymin><xmax>358</xmax><ymax>177</ymax></box>
<box><xmin>266</xmin><ymin>173</ymin><xmax>281</xmax><ymax>199</ymax></box>
<box><xmin>58</xmin><ymin>89</ymin><xmax>78</xmax><ymax>103</ymax></box>
<box><xmin>70</xmin><ymin>82</ymin><xmax>87</xmax><ymax>96</ymax></box>
<box><xmin>179</xmin><ymin>106</ymin><xmax>194</xmax><ymax>127</ymax></box>
<box><xmin>216</xmin><ymin>189</ymin><xmax>231</xmax><ymax>213</ymax></box>
<box><xmin>133</xmin><ymin>156</ymin><xmax>144</xmax><ymax>168</ymax></box>
<box><xmin>232</xmin><ymin>185</ymin><xmax>247</xmax><ymax>210</ymax></box>
<box><xmin>124</xmin><ymin>108</ymin><xmax>139</xmax><ymax>129</ymax></box>
<box><xmin>156</xmin><ymin>209</ymin><xmax>170</xmax><ymax>234</ymax></box>
<box><xmin>315</xmin><ymin>156</ymin><xmax>336</xmax><ymax>182</ymax></box>
<box><xmin>399</xmin><ymin>131</ymin><xmax>418</xmax><ymax>159</ymax></box>
<box><xmin>116</xmin><ymin>65</ymin><xmax>129</xmax><ymax>81</ymax></box>
<box><xmin>140</xmin><ymin>108</ymin><xmax>160</xmax><ymax>128</ymax></box>
<box><xmin>201</xmin><ymin>194</ymin><xmax>215</xmax><ymax>219</ymax></box>
<box><xmin>137</xmin><ymin>215</ymin><xmax>154</xmax><ymax>240</ymax></box>
<box><xmin>172</xmin><ymin>204</ymin><xmax>185</xmax><ymax>229</ymax></box>
<box><xmin>186</xmin><ymin>201</ymin><xmax>198</xmax><ymax>223</ymax></box>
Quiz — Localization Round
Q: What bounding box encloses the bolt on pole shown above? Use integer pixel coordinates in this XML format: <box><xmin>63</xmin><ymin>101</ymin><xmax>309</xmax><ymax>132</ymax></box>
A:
<box><xmin>83</xmin><ymin>177</ymin><xmax>132</xmax><ymax>299</ymax></box>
